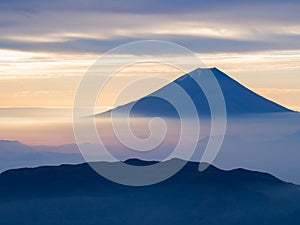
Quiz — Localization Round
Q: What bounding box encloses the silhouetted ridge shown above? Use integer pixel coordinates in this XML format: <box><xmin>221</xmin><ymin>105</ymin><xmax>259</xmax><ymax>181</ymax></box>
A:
<box><xmin>0</xmin><ymin>159</ymin><xmax>300</xmax><ymax>225</ymax></box>
<box><xmin>0</xmin><ymin>159</ymin><xmax>287</xmax><ymax>198</ymax></box>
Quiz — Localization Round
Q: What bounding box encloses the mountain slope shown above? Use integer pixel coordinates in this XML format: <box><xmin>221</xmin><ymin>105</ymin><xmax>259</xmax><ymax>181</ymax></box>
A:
<box><xmin>0</xmin><ymin>160</ymin><xmax>300</xmax><ymax>225</ymax></box>
<box><xmin>98</xmin><ymin>68</ymin><xmax>291</xmax><ymax>117</ymax></box>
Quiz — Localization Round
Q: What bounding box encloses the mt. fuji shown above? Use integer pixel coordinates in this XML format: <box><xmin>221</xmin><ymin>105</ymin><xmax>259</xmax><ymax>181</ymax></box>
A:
<box><xmin>98</xmin><ymin>68</ymin><xmax>292</xmax><ymax>117</ymax></box>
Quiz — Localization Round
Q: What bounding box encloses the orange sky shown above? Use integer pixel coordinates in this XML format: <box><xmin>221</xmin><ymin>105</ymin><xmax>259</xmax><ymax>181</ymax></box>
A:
<box><xmin>1</xmin><ymin>49</ymin><xmax>299</xmax><ymax>111</ymax></box>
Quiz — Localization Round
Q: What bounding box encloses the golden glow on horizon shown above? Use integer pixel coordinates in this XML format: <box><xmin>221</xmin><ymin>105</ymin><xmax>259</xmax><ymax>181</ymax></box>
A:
<box><xmin>0</xmin><ymin>49</ymin><xmax>299</xmax><ymax>111</ymax></box>
<box><xmin>0</xmin><ymin>49</ymin><xmax>299</xmax><ymax>145</ymax></box>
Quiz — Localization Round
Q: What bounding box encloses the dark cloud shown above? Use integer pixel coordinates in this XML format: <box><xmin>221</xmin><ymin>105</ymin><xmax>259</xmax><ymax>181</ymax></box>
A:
<box><xmin>1</xmin><ymin>0</ymin><xmax>299</xmax><ymax>14</ymax></box>
<box><xmin>0</xmin><ymin>0</ymin><xmax>299</xmax><ymax>54</ymax></box>
<box><xmin>1</xmin><ymin>34</ymin><xmax>299</xmax><ymax>54</ymax></box>
<box><xmin>1</xmin><ymin>0</ymin><xmax>299</xmax><ymax>25</ymax></box>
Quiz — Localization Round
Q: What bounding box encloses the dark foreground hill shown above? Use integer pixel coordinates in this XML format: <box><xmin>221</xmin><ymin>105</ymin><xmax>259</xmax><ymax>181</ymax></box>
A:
<box><xmin>0</xmin><ymin>159</ymin><xmax>300</xmax><ymax>225</ymax></box>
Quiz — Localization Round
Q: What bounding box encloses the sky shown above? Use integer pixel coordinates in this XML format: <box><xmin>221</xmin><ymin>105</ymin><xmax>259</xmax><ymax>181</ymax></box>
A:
<box><xmin>0</xmin><ymin>0</ymin><xmax>300</xmax><ymax>144</ymax></box>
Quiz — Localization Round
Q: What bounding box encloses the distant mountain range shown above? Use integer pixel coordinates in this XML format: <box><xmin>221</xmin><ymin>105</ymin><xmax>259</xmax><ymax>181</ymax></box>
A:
<box><xmin>0</xmin><ymin>159</ymin><xmax>299</xmax><ymax>225</ymax></box>
<box><xmin>97</xmin><ymin>68</ymin><xmax>292</xmax><ymax>117</ymax></box>
<box><xmin>0</xmin><ymin>140</ymin><xmax>83</xmax><ymax>172</ymax></box>
<box><xmin>1</xmin><ymin>123</ymin><xmax>299</xmax><ymax>183</ymax></box>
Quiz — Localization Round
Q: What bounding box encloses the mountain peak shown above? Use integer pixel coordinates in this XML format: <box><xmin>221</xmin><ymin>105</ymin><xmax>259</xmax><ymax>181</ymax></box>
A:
<box><xmin>164</xmin><ymin>68</ymin><xmax>291</xmax><ymax>115</ymax></box>
<box><xmin>174</xmin><ymin>67</ymin><xmax>221</xmax><ymax>83</ymax></box>
<box><xmin>189</xmin><ymin>67</ymin><xmax>222</xmax><ymax>74</ymax></box>
<box><xmin>188</xmin><ymin>67</ymin><xmax>230</xmax><ymax>79</ymax></box>
<box><xmin>97</xmin><ymin>68</ymin><xmax>291</xmax><ymax>117</ymax></box>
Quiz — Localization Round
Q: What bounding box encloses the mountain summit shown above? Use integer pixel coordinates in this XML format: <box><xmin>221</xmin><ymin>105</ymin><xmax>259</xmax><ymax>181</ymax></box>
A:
<box><xmin>98</xmin><ymin>68</ymin><xmax>291</xmax><ymax>117</ymax></box>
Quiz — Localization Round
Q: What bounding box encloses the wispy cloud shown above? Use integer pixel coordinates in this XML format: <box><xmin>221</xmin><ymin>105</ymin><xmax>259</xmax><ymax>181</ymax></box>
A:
<box><xmin>0</xmin><ymin>1</ymin><xmax>299</xmax><ymax>54</ymax></box>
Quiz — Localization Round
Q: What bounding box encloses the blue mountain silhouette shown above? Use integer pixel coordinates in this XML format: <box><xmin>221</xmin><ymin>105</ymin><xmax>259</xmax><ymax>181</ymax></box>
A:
<box><xmin>97</xmin><ymin>68</ymin><xmax>291</xmax><ymax>117</ymax></box>
<box><xmin>0</xmin><ymin>159</ymin><xmax>300</xmax><ymax>225</ymax></box>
